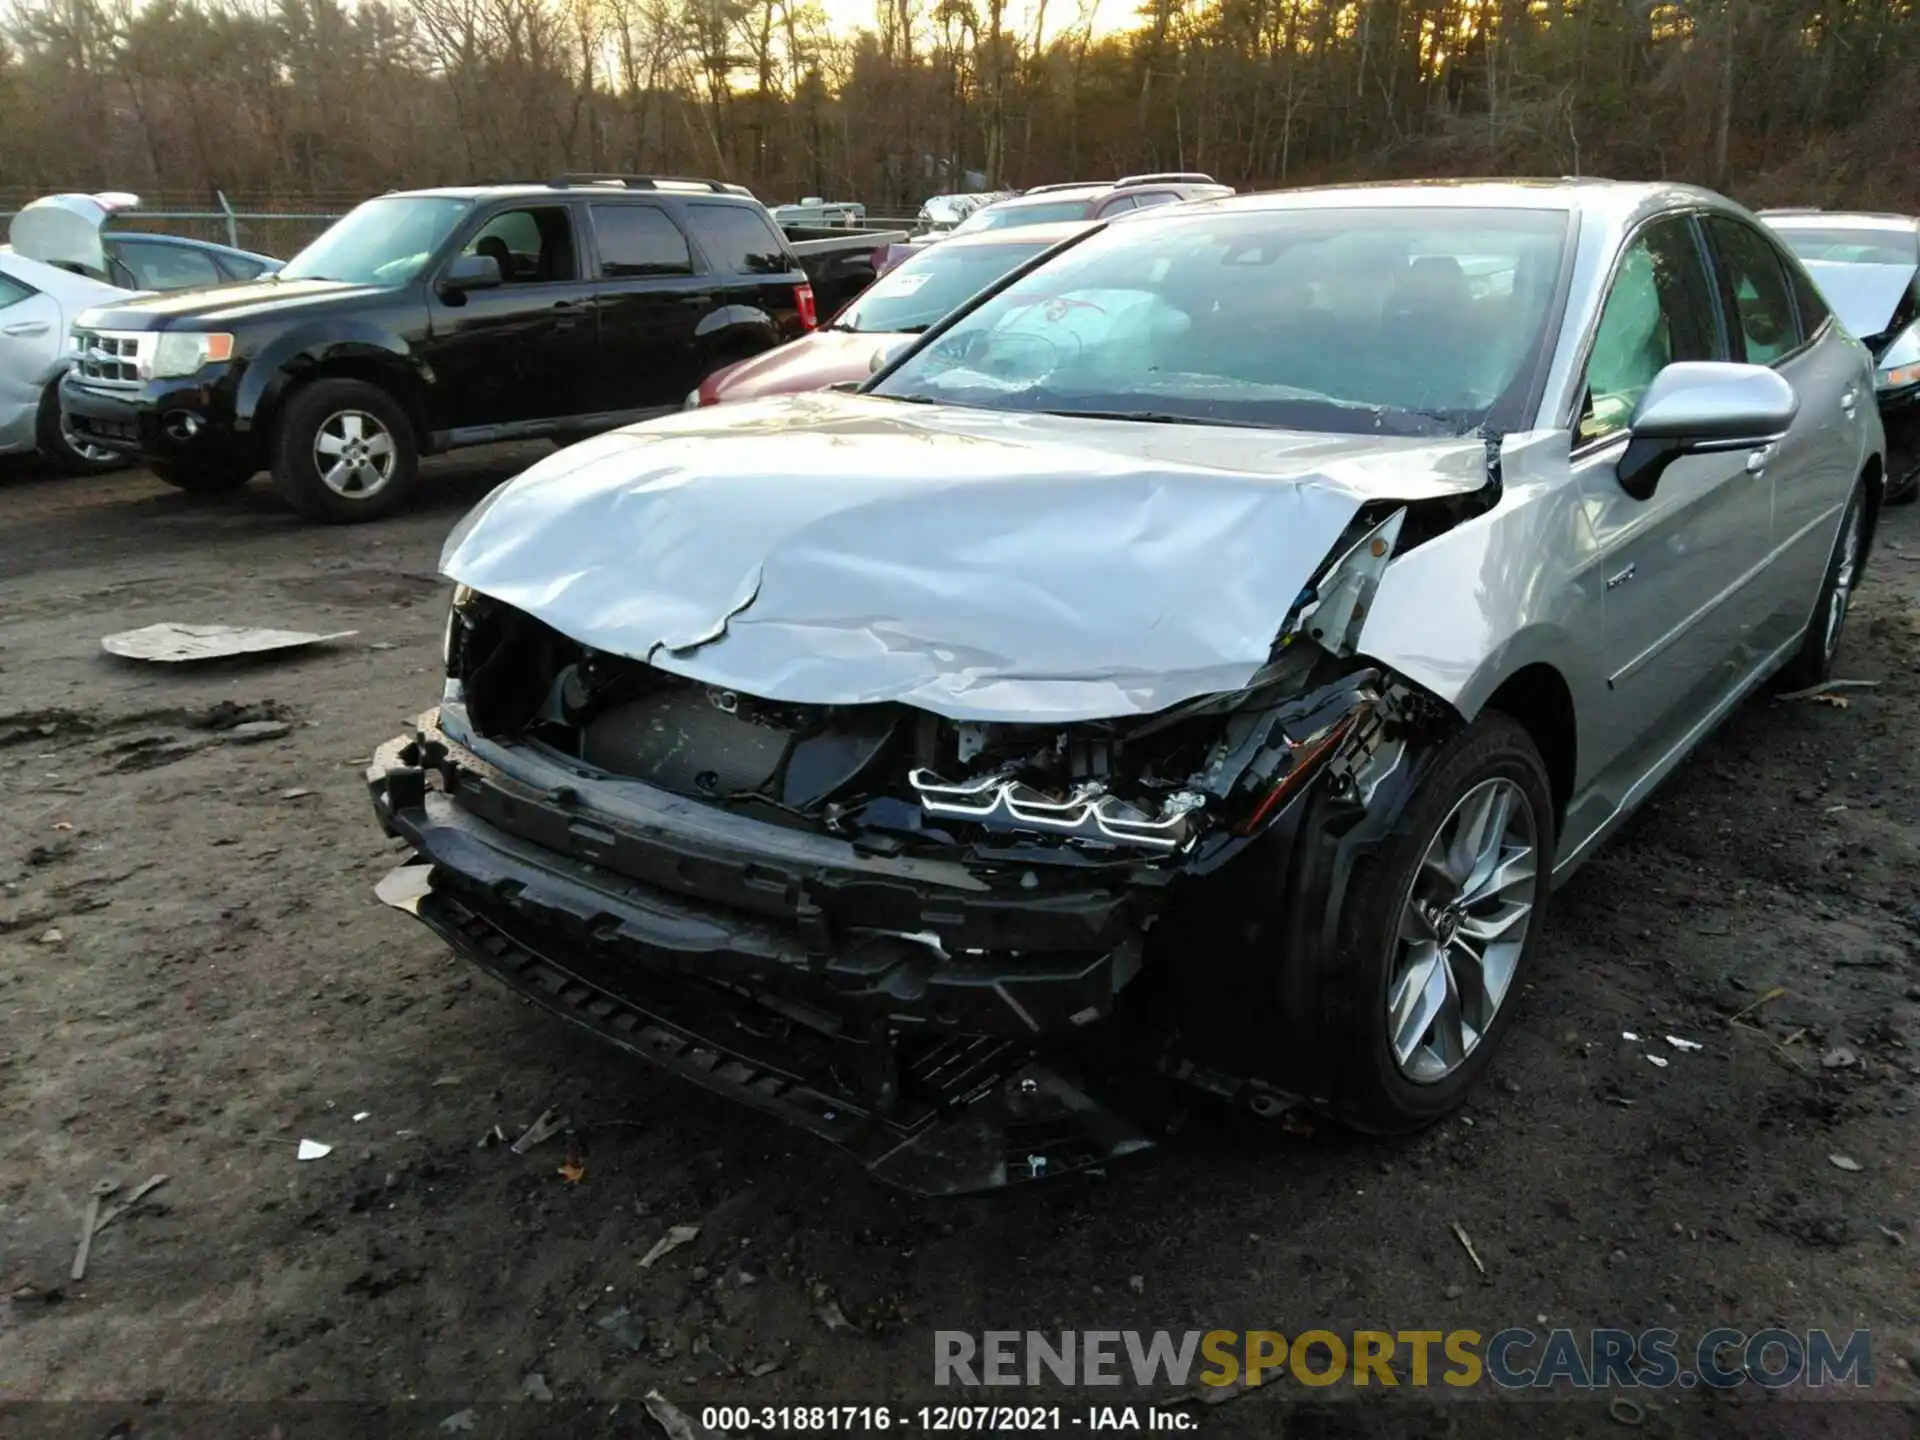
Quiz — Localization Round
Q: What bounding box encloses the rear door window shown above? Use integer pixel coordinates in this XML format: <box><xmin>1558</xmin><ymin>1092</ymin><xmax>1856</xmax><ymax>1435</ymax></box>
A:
<box><xmin>684</xmin><ymin>203</ymin><xmax>790</xmax><ymax>276</ymax></box>
<box><xmin>590</xmin><ymin>204</ymin><xmax>694</xmax><ymax>278</ymax></box>
<box><xmin>0</xmin><ymin>271</ymin><xmax>35</xmax><ymax>309</ymax></box>
<box><xmin>1704</xmin><ymin>216</ymin><xmax>1801</xmax><ymax>365</ymax></box>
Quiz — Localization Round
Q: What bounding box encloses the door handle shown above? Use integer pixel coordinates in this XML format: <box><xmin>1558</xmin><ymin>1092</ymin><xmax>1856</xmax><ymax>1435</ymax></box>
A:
<box><xmin>2</xmin><ymin>320</ymin><xmax>50</xmax><ymax>337</ymax></box>
<box><xmin>550</xmin><ymin>299</ymin><xmax>581</xmax><ymax>331</ymax></box>
<box><xmin>1745</xmin><ymin>444</ymin><xmax>1775</xmax><ymax>475</ymax></box>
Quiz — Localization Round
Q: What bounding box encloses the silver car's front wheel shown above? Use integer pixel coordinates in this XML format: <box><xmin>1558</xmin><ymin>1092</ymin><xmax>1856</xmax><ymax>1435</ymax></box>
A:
<box><xmin>1387</xmin><ymin>778</ymin><xmax>1539</xmax><ymax>1083</ymax></box>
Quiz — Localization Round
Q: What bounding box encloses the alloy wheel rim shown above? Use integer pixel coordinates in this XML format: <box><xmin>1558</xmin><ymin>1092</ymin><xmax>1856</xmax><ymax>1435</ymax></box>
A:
<box><xmin>313</xmin><ymin>410</ymin><xmax>396</xmax><ymax>498</ymax></box>
<box><xmin>1822</xmin><ymin>505</ymin><xmax>1862</xmax><ymax>661</ymax></box>
<box><xmin>1386</xmin><ymin>776</ymin><xmax>1538</xmax><ymax>1084</ymax></box>
<box><xmin>61</xmin><ymin>413</ymin><xmax>116</xmax><ymax>465</ymax></box>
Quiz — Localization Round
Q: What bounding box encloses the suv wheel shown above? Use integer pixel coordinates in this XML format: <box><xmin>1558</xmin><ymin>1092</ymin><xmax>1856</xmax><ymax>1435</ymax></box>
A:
<box><xmin>1318</xmin><ymin>712</ymin><xmax>1554</xmax><ymax>1134</ymax></box>
<box><xmin>270</xmin><ymin>379</ymin><xmax>419</xmax><ymax>523</ymax></box>
<box><xmin>150</xmin><ymin>461</ymin><xmax>254</xmax><ymax>494</ymax></box>
<box><xmin>36</xmin><ymin>382</ymin><xmax>123</xmax><ymax>476</ymax></box>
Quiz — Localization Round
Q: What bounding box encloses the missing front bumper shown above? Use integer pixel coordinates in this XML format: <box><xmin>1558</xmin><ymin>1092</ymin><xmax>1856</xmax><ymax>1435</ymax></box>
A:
<box><xmin>376</xmin><ymin>863</ymin><xmax>1153</xmax><ymax>1194</ymax></box>
<box><xmin>367</xmin><ymin>715</ymin><xmax>1161</xmax><ymax>1193</ymax></box>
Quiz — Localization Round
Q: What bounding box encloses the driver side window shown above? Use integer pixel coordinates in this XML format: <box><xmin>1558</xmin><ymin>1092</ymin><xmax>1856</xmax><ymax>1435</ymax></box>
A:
<box><xmin>461</xmin><ymin>207</ymin><xmax>575</xmax><ymax>284</ymax></box>
<box><xmin>1579</xmin><ymin>218</ymin><xmax>1718</xmax><ymax>444</ymax></box>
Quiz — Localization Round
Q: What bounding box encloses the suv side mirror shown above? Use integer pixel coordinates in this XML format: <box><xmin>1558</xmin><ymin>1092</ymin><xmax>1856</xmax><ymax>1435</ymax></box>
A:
<box><xmin>440</xmin><ymin>253</ymin><xmax>502</xmax><ymax>296</ymax></box>
<box><xmin>1618</xmin><ymin>361</ymin><xmax>1798</xmax><ymax>501</ymax></box>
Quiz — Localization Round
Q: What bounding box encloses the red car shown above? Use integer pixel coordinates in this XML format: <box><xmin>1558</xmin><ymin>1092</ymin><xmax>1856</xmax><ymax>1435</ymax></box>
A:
<box><xmin>690</xmin><ymin>223</ymin><xmax>1091</xmax><ymax>406</ymax></box>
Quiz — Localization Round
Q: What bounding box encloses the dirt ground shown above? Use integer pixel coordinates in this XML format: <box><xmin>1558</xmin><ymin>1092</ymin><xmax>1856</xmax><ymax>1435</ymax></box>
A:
<box><xmin>2</xmin><ymin>454</ymin><xmax>1918</xmax><ymax>1438</ymax></box>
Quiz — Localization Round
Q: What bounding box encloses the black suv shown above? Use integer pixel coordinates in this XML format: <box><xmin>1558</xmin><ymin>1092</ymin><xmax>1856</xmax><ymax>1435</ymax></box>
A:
<box><xmin>60</xmin><ymin>177</ymin><xmax>829</xmax><ymax>522</ymax></box>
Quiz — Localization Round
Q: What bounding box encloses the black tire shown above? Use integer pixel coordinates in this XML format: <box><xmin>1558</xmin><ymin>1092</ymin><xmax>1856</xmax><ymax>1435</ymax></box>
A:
<box><xmin>1318</xmin><ymin>711</ymin><xmax>1555</xmax><ymax>1134</ymax></box>
<box><xmin>150</xmin><ymin>460</ymin><xmax>255</xmax><ymax>494</ymax></box>
<box><xmin>1778</xmin><ymin>477</ymin><xmax>1867</xmax><ymax>691</ymax></box>
<box><xmin>268</xmin><ymin>378</ymin><xmax>419</xmax><ymax>523</ymax></box>
<box><xmin>36</xmin><ymin>382</ymin><xmax>124</xmax><ymax>476</ymax></box>
<box><xmin>1886</xmin><ymin>457</ymin><xmax>1919</xmax><ymax>506</ymax></box>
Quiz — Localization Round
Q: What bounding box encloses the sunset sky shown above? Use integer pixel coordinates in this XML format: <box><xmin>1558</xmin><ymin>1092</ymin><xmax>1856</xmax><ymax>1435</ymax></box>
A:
<box><xmin>815</xmin><ymin>0</ymin><xmax>1129</xmax><ymax>46</ymax></box>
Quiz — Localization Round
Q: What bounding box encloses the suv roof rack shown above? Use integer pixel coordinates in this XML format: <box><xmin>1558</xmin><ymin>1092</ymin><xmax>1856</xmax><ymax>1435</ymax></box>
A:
<box><xmin>1114</xmin><ymin>171</ymin><xmax>1217</xmax><ymax>188</ymax></box>
<box><xmin>546</xmin><ymin>173</ymin><xmax>755</xmax><ymax>197</ymax></box>
<box><xmin>1023</xmin><ymin>181</ymin><xmax>1104</xmax><ymax>195</ymax></box>
<box><xmin>1757</xmin><ymin>206</ymin><xmax>1825</xmax><ymax>216</ymax></box>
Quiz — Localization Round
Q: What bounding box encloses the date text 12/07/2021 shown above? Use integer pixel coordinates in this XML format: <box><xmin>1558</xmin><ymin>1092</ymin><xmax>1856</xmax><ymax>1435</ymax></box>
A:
<box><xmin>697</xmin><ymin>1406</ymin><xmax>1192</xmax><ymax>1432</ymax></box>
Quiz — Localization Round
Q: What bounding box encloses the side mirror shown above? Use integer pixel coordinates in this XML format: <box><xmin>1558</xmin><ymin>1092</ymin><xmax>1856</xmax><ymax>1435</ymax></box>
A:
<box><xmin>1617</xmin><ymin>361</ymin><xmax>1797</xmax><ymax>501</ymax></box>
<box><xmin>440</xmin><ymin>253</ymin><xmax>502</xmax><ymax>295</ymax></box>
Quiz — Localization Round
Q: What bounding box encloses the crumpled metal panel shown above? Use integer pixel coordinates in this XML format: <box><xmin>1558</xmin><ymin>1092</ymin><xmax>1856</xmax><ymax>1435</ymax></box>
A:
<box><xmin>441</xmin><ymin>392</ymin><xmax>1492</xmax><ymax>723</ymax></box>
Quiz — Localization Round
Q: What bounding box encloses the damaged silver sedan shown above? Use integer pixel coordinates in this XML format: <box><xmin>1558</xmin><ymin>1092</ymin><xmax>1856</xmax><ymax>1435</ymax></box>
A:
<box><xmin>369</xmin><ymin>181</ymin><xmax>1886</xmax><ymax>1193</ymax></box>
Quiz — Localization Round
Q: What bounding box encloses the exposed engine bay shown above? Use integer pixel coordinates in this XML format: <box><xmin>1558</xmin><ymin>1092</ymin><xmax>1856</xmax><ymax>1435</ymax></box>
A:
<box><xmin>446</xmin><ymin>554</ymin><xmax>1421</xmax><ymax>873</ymax></box>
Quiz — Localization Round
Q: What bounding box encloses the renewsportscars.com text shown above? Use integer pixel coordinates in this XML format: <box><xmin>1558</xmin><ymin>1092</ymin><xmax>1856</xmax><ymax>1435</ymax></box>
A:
<box><xmin>934</xmin><ymin>1328</ymin><xmax>1872</xmax><ymax>1391</ymax></box>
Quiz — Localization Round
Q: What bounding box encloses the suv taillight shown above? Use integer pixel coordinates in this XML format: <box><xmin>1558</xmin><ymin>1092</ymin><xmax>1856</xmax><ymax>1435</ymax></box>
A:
<box><xmin>794</xmin><ymin>282</ymin><xmax>818</xmax><ymax>331</ymax></box>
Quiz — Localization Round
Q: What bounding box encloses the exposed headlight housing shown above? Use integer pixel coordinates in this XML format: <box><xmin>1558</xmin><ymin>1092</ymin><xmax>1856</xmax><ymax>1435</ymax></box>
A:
<box><xmin>149</xmin><ymin>331</ymin><xmax>234</xmax><ymax>379</ymax></box>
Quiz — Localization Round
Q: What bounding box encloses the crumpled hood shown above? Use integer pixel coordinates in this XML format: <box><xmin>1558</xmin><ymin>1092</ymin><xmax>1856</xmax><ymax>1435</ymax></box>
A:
<box><xmin>441</xmin><ymin>392</ymin><xmax>1492</xmax><ymax>722</ymax></box>
<box><xmin>1805</xmin><ymin>260</ymin><xmax>1917</xmax><ymax>341</ymax></box>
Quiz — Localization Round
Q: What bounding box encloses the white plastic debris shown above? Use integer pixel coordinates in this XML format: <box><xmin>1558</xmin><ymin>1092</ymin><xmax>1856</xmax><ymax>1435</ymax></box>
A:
<box><xmin>1644</xmin><ymin>1054</ymin><xmax>1669</xmax><ymax>1069</ymax></box>
<box><xmin>1665</xmin><ymin>1036</ymin><xmax>1704</xmax><ymax>1052</ymax></box>
<box><xmin>102</xmin><ymin>622</ymin><xmax>358</xmax><ymax>663</ymax></box>
<box><xmin>1828</xmin><ymin>1154</ymin><xmax>1863</xmax><ymax>1173</ymax></box>
<box><xmin>296</xmin><ymin>1139</ymin><xmax>332</xmax><ymax>1161</ymax></box>
<box><xmin>638</xmin><ymin>1224</ymin><xmax>701</xmax><ymax>1269</ymax></box>
<box><xmin>1622</xmin><ymin>1031</ymin><xmax>1641</xmax><ymax>1042</ymax></box>
<box><xmin>352</xmin><ymin>1111</ymin><xmax>371</xmax><ymax>1123</ymax></box>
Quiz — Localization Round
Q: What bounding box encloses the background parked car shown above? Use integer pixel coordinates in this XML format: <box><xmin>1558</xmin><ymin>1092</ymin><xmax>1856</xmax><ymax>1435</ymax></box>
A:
<box><xmin>690</xmin><ymin>222</ymin><xmax>1091</xmax><ymax>407</ymax></box>
<box><xmin>60</xmin><ymin>175</ymin><xmax>901</xmax><ymax>523</ymax></box>
<box><xmin>1761</xmin><ymin>208</ymin><xmax>1919</xmax><ymax>502</ymax></box>
<box><xmin>0</xmin><ymin>227</ymin><xmax>137</xmax><ymax>473</ymax></box>
<box><xmin>876</xmin><ymin>174</ymin><xmax>1232</xmax><ymax>274</ymax></box>
<box><xmin>9</xmin><ymin>192</ymin><xmax>280</xmax><ymax>292</ymax></box>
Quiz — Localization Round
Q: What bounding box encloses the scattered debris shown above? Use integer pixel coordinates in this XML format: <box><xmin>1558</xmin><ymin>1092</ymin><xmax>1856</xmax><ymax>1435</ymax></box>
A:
<box><xmin>558</xmin><ymin>1158</ymin><xmax>586</xmax><ymax>1184</ymax></box>
<box><xmin>1443</xmin><ymin>1283</ymin><xmax>1465</xmax><ymax>1300</ymax></box>
<box><xmin>1196</xmin><ymin>1378</ymin><xmax>1250</xmax><ymax>1406</ymax></box>
<box><xmin>70</xmin><ymin>1178</ymin><xmax>119</xmax><ymax>1281</ymax></box>
<box><xmin>476</xmin><ymin>1125</ymin><xmax>507</xmax><ymax>1149</ymax></box>
<box><xmin>352</xmin><ymin>1111</ymin><xmax>371</xmax><ymax>1123</ymax></box>
<box><xmin>438</xmin><ymin>1410</ymin><xmax>477</xmax><ymax>1434</ymax></box>
<box><xmin>281</xmin><ymin>788</ymin><xmax>316</xmax><ymax>800</ymax></box>
<box><xmin>1779</xmin><ymin>678</ymin><xmax>1881</xmax><ymax>701</ymax></box>
<box><xmin>1665</xmin><ymin>1035</ymin><xmax>1703</xmax><ymax>1052</ymax></box>
<box><xmin>1821</xmin><ymin>1046</ymin><xmax>1858</xmax><ymax>1070</ymax></box>
<box><xmin>225</xmin><ymin>720</ymin><xmax>293</xmax><ymax>743</ymax></box>
<box><xmin>1450</xmin><ymin>1221</ymin><xmax>1486</xmax><ymax>1276</ymax></box>
<box><xmin>296</xmin><ymin>1139</ymin><xmax>332</xmax><ymax>1161</ymax></box>
<box><xmin>595</xmin><ymin>1307</ymin><xmax>646</xmax><ymax>1352</ymax></box>
<box><xmin>817</xmin><ymin>1298</ymin><xmax>856</xmax><ymax>1332</ymax></box>
<box><xmin>1828</xmin><ymin>1154</ymin><xmax>1863</xmax><ymax>1173</ymax></box>
<box><xmin>94</xmin><ymin>1174</ymin><xmax>168</xmax><ymax>1234</ymax></box>
<box><xmin>37</xmin><ymin>928</ymin><xmax>63</xmax><ymax>945</ymax></box>
<box><xmin>431</xmin><ymin>1074</ymin><xmax>461</xmax><ymax>1087</ymax></box>
<box><xmin>1728</xmin><ymin>987</ymin><xmax>1787</xmax><ymax>1026</ymax></box>
<box><xmin>1621</xmin><ymin>1031</ymin><xmax>1641</xmax><ymax>1042</ymax></box>
<box><xmin>101</xmin><ymin>622</ymin><xmax>357</xmax><ymax>664</ymax></box>
<box><xmin>1645</xmin><ymin>1054</ymin><xmax>1669</xmax><ymax>1069</ymax></box>
<box><xmin>1878</xmin><ymin>1225</ymin><xmax>1905</xmax><ymax>1246</ymax></box>
<box><xmin>638</xmin><ymin>1224</ymin><xmax>700</xmax><ymax>1269</ymax></box>
<box><xmin>643</xmin><ymin>1389</ymin><xmax>700</xmax><ymax>1440</ymax></box>
<box><xmin>747</xmin><ymin>1360</ymin><xmax>782</xmax><ymax>1378</ymax></box>
<box><xmin>1608</xmin><ymin>1394</ymin><xmax>1646</xmax><ymax>1426</ymax></box>
<box><xmin>520</xmin><ymin>1372</ymin><xmax>553</xmax><ymax>1402</ymax></box>
<box><xmin>509</xmin><ymin>1107</ymin><xmax>565</xmax><ymax>1155</ymax></box>
<box><xmin>1808</xmin><ymin>694</ymin><xmax>1851</xmax><ymax>709</ymax></box>
<box><xmin>1128</xmin><ymin>1274</ymin><xmax>1145</xmax><ymax>1295</ymax></box>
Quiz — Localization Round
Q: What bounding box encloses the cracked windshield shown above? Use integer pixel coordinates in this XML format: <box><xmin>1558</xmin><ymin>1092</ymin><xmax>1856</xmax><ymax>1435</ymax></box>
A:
<box><xmin>874</xmin><ymin>206</ymin><xmax>1571</xmax><ymax>435</ymax></box>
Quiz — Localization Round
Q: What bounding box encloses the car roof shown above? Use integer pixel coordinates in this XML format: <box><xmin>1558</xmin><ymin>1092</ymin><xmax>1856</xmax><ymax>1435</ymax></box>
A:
<box><xmin>938</xmin><ymin>221</ymin><xmax>1094</xmax><ymax>249</ymax></box>
<box><xmin>992</xmin><ymin>187</ymin><xmax>1105</xmax><ymax>211</ymax></box>
<box><xmin>1758</xmin><ymin>210</ymin><xmax>1917</xmax><ymax>232</ymax></box>
<box><xmin>108</xmin><ymin>232</ymin><xmax>276</xmax><ymax>262</ymax></box>
<box><xmin>388</xmin><ymin>181</ymin><xmax>762</xmax><ymax>205</ymax></box>
<box><xmin>1125</xmin><ymin>177</ymin><xmax>1747</xmax><ymax>230</ymax></box>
